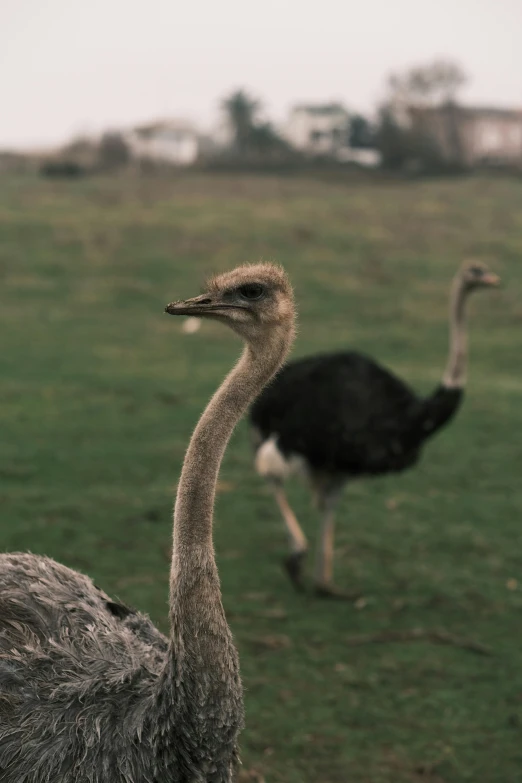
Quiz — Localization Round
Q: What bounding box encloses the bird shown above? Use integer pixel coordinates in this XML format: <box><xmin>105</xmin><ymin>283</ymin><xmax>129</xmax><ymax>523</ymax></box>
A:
<box><xmin>249</xmin><ymin>261</ymin><xmax>499</xmax><ymax>599</ymax></box>
<box><xmin>0</xmin><ymin>262</ymin><xmax>296</xmax><ymax>783</ymax></box>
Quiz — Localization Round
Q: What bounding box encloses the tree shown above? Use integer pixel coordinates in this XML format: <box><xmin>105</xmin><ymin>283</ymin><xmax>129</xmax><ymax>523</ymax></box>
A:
<box><xmin>61</xmin><ymin>136</ymin><xmax>99</xmax><ymax>169</ymax></box>
<box><xmin>375</xmin><ymin>106</ymin><xmax>443</xmax><ymax>172</ymax></box>
<box><xmin>349</xmin><ymin>115</ymin><xmax>375</xmax><ymax>149</ymax></box>
<box><xmin>376</xmin><ymin>59</ymin><xmax>468</xmax><ymax>173</ymax></box>
<box><xmin>221</xmin><ymin>89</ymin><xmax>261</xmax><ymax>154</ymax></box>
<box><xmin>249</xmin><ymin>122</ymin><xmax>291</xmax><ymax>155</ymax></box>
<box><xmin>219</xmin><ymin>89</ymin><xmax>293</xmax><ymax>162</ymax></box>
<box><xmin>375</xmin><ymin>108</ymin><xmax>410</xmax><ymax>169</ymax></box>
<box><xmin>98</xmin><ymin>132</ymin><xmax>130</xmax><ymax>171</ymax></box>
<box><xmin>388</xmin><ymin>58</ymin><xmax>467</xmax><ymax>108</ymax></box>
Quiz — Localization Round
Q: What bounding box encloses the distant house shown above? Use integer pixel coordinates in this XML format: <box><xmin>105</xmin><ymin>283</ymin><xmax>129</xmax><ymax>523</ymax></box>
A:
<box><xmin>125</xmin><ymin>119</ymin><xmax>200</xmax><ymax>165</ymax></box>
<box><xmin>285</xmin><ymin>103</ymin><xmax>351</xmax><ymax>157</ymax></box>
<box><xmin>409</xmin><ymin>103</ymin><xmax>522</xmax><ymax>167</ymax></box>
<box><xmin>284</xmin><ymin>103</ymin><xmax>381</xmax><ymax>166</ymax></box>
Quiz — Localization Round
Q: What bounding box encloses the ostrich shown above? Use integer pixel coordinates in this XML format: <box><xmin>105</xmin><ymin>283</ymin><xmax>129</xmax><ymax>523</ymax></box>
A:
<box><xmin>250</xmin><ymin>262</ymin><xmax>499</xmax><ymax>599</ymax></box>
<box><xmin>0</xmin><ymin>263</ymin><xmax>296</xmax><ymax>783</ymax></box>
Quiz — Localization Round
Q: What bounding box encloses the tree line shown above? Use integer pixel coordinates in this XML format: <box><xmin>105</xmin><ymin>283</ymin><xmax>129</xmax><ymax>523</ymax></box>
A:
<box><xmin>41</xmin><ymin>58</ymin><xmax>468</xmax><ymax>177</ymax></box>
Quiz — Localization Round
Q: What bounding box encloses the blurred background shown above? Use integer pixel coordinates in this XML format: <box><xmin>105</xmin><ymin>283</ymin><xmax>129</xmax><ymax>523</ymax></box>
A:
<box><xmin>1</xmin><ymin>1</ymin><xmax>522</xmax><ymax>781</ymax></box>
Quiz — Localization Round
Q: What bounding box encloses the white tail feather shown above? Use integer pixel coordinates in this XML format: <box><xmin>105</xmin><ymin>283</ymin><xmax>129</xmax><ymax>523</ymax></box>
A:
<box><xmin>254</xmin><ymin>436</ymin><xmax>305</xmax><ymax>481</ymax></box>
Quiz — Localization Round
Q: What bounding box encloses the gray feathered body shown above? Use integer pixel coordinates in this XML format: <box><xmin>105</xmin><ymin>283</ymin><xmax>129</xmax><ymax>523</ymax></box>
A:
<box><xmin>0</xmin><ymin>553</ymin><xmax>242</xmax><ymax>783</ymax></box>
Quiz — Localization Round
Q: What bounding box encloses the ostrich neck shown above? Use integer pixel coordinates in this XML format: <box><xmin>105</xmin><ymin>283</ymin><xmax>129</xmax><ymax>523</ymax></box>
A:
<box><xmin>169</xmin><ymin>326</ymin><xmax>292</xmax><ymax>628</ymax></box>
<box><xmin>442</xmin><ymin>277</ymin><xmax>468</xmax><ymax>389</ymax></box>
<box><xmin>154</xmin><ymin>325</ymin><xmax>292</xmax><ymax>776</ymax></box>
<box><xmin>152</xmin><ymin>318</ymin><xmax>293</xmax><ymax>779</ymax></box>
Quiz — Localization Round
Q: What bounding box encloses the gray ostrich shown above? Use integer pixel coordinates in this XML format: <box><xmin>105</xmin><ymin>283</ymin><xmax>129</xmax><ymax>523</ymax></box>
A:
<box><xmin>0</xmin><ymin>263</ymin><xmax>296</xmax><ymax>783</ymax></box>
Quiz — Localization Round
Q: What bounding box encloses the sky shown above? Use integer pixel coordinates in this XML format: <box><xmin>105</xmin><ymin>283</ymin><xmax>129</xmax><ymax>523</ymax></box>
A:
<box><xmin>1</xmin><ymin>0</ymin><xmax>521</xmax><ymax>149</ymax></box>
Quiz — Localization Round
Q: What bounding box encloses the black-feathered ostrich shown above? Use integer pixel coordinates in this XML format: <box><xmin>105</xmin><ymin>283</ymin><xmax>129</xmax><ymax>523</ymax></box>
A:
<box><xmin>250</xmin><ymin>262</ymin><xmax>499</xmax><ymax>598</ymax></box>
<box><xmin>0</xmin><ymin>263</ymin><xmax>296</xmax><ymax>783</ymax></box>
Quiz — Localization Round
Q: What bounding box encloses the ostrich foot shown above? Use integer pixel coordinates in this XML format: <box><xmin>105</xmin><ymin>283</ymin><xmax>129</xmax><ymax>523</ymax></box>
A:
<box><xmin>313</xmin><ymin>582</ymin><xmax>362</xmax><ymax>601</ymax></box>
<box><xmin>283</xmin><ymin>551</ymin><xmax>307</xmax><ymax>592</ymax></box>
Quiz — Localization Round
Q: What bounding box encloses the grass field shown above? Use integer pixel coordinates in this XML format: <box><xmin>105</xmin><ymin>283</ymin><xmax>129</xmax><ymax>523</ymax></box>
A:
<box><xmin>1</xmin><ymin>171</ymin><xmax>522</xmax><ymax>782</ymax></box>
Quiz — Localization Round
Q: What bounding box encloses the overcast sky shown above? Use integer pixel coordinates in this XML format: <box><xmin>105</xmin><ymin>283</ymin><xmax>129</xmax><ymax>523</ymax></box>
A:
<box><xmin>1</xmin><ymin>0</ymin><xmax>520</xmax><ymax>149</ymax></box>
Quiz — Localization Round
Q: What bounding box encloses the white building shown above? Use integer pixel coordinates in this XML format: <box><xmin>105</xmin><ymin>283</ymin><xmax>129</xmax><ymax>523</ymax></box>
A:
<box><xmin>284</xmin><ymin>103</ymin><xmax>381</xmax><ymax>166</ymax></box>
<box><xmin>125</xmin><ymin>119</ymin><xmax>199</xmax><ymax>165</ymax></box>
<box><xmin>285</xmin><ymin>103</ymin><xmax>351</xmax><ymax>156</ymax></box>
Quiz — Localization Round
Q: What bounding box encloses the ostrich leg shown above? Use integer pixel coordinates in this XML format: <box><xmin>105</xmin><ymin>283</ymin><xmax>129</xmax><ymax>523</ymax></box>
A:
<box><xmin>270</xmin><ymin>482</ymin><xmax>308</xmax><ymax>591</ymax></box>
<box><xmin>313</xmin><ymin>481</ymin><xmax>358</xmax><ymax>600</ymax></box>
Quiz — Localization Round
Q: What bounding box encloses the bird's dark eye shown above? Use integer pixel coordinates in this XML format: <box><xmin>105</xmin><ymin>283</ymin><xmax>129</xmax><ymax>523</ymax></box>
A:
<box><xmin>470</xmin><ymin>265</ymin><xmax>483</xmax><ymax>276</ymax></box>
<box><xmin>237</xmin><ymin>283</ymin><xmax>265</xmax><ymax>301</ymax></box>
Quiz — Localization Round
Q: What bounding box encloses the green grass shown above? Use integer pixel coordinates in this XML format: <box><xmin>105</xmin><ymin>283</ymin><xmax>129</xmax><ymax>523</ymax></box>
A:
<box><xmin>1</xmin><ymin>171</ymin><xmax>522</xmax><ymax>782</ymax></box>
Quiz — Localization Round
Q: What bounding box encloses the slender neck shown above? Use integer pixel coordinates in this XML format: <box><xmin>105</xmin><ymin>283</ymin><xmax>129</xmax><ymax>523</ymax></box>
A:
<box><xmin>155</xmin><ymin>311</ymin><xmax>294</xmax><ymax>779</ymax></box>
<box><xmin>442</xmin><ymin>276</ymin><xmax>468</xmax><ymax>389</ymax></box>
<box><xmin>169</xmin><ymin>324</ymin><xmax>293</xmax><ymax>624</ymax></box>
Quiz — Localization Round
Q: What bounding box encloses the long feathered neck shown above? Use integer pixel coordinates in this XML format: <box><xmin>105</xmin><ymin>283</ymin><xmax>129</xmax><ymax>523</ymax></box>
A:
<box><xmin>413</xmin><ymin>275</ymin><xmax>466</xmax><ymax>443</ymax></box>
<box><xmin>153</xmin><ymin>323</ymin><xmax>293</xmax><ymax>779</ymax></box>
<box><xmin>442</xmin><ymin>274</ymin><xmax>468</xmax><ymax>390</ymax></box>
<box><xmin>170</xmin><ymin>325</ymin><xmax>293</xmax><ymax>596</ymax></box>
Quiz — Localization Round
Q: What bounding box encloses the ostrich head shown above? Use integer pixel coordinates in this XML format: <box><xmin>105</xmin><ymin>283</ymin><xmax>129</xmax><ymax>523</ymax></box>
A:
<box><xmin>165</xmin><ymin>263</ymin><xmax>295</xmax><ymax>343</ymax></box>
<box><xmin>459</xmin><ymin>261</ymin><xmax>500</xmax><ymax>293</ymax></box>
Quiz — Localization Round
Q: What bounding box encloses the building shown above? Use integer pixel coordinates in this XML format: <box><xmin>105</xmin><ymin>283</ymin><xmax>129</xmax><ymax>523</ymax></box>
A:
<box><xmin>285</xmin><ymin>103</ymin><xmax>351</xmax><ymax>157</ymax></box>
<box><xmin>409</xmin><ymin>103</ymin><xmax>522</xmax><ymax>167</ymax></box>
<box><xmin>125</xmin><ymin>119</ymin><xmax>200</xmax><ymax>165</ymax></box>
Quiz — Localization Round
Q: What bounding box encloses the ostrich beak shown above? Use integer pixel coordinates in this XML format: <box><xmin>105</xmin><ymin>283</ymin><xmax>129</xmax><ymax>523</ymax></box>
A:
<box><xmin>483</xmin><ymin>273</ymin><xmax>500</xmax><ymax>287</ymax></box>
<box><xmin>165</xmin><ymin>294</ymin><xmax>225</xmax><ymax>317</ymax></box>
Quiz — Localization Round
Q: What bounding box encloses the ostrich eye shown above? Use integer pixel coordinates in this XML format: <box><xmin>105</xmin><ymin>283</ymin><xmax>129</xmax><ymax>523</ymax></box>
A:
<box><xmin>469</xmin><ymin>265</ymin><xmax>483</xmax><ymax>276</ymax></box>
<box><xmin>237</xmin><ymin>283</ymin><xmax>265</xmax><ymax>301</ymax></box>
